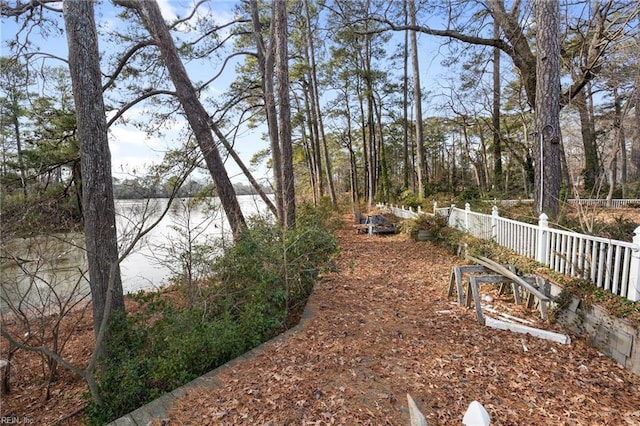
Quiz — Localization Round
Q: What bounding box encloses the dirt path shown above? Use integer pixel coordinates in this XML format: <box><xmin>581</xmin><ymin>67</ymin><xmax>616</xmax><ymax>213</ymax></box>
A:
<box><xmin>165</xmin><ymin>217</ymin><xmax>640</xmax><ymax>425</ymax></box>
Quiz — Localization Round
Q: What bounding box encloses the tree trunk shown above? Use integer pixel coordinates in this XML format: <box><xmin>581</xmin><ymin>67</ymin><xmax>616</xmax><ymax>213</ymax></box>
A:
<box><xmin>492</xmin><ymin>18</ymin><xmax>503</xmax><ymax>191</ymax></box>
<box><xmin>374</xmin><ymin>95</ymin><xmax>389</xmax><ymax>201</ymax></box>
<box><xmin>614</xmin><ymin>87</ymin><xmax>627</xmax><ymax>196</ymax></box>
<box><xmin>274</xmin><ymin>0</ymin><xmax>295</xmax><ymax>229</ymax></box>
<box><xmin>300</xmin><ymin>84</ymin><xmax>324</xmax><ymax>205</ymax></box>
<box><xmin>10</xmin><ymin>107</ymin><xmax>27</xmax><ymax>199</ymax></box>
<box><xmin>359</xmin><ymin>32</ymin><xmax>376</xmax><ymax>207</ymax></box>
<box><xmin>249</xmin><ymin>0</ymin><xmax>285</xmax><ymax>226</ymax></box>
<box><xmin>402</xmin><ymin>4</ymin><xmax>410</xmax><ymax>191</ymax></box>
<box><xmin>358</xmin><ymin>81</ymin><xmax>369</xmax><ymax>203</ymax></box>
<box><xmin>575</xmin><ymin>88</ymin><xmax>599</xmax><ymax>190</ymax></box>
<box><xmin>304</xmin><ymin>0</ymin><xmax>337</xmax><ymax>208</ymax></box>
<box><xmin>409</xmin><ymin>0</ymin><xmax>426</xmax><ymax>199</ymax></box>
<box><xmin>208</xmin><ymin>122</ymin><xmax>277</xmax><ymax>218</ymax></box>
<box><xmin>631</xmin><ymin>25</ymin><xmax>640</xmax><ymax>182</ymax></box>
<box><xmin>344</xmin><ymin>84</ymin><xmax>359</xmax><ymax>204</ymax></box>
<box><xmin>534</xmin><ymin>0</ymin><xmax>562</xmax><ymax>218</ymax></box>
<box><xmin>301</xmin><ymin>81</ymin><xmax>321</xmax><ymax>202</ymax></box>
<box><xmin>63</xmin><ymin>0</ymin><xmax>125</xmax><ymax>351</ymax></box>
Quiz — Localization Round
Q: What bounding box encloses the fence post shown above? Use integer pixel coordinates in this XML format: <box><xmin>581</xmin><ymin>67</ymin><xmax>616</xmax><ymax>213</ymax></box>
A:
<box><xmin>627</xmin><ymin>227</ymin><xmax>640</xmax><ymax>301</ymax></box>
<box><xmin>433</xmin><ymin>201</ymin><xmax>438</xmax><ymax>214</ymax></box>
<box><xmin>418</xmin><ymin>205</ymin><xmax>422</xmax><ymax>214</ymax></box>
<box><xmin>465</xmin><ymin>203</ymin><xmax>471</xmax><ymax>231</ymax></box>
<box><xmin>448</xmin><ymin>204</ymin><xmax>456</xmax><ymax>227</ymax></box>
<box><xmin>491</xmin><ymin>206</ymin><xmax>499</xmax><ymax>241</ymax></box>
<box><xmin>537</xmin><ymin>213</ymin><xmax>549</xmax><ymax>264</ymax></box>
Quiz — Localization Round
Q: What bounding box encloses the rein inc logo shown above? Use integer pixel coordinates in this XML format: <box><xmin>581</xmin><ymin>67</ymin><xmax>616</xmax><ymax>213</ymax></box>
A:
<box><xmin>0</xmin><ymin>418</ymin><xmax>33</xmax><ymax>424</ymax></box>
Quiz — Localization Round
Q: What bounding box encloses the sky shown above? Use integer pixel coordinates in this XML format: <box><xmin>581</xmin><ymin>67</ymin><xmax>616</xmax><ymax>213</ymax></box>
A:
<box><xmin>0</xmin><ymin>0</ymin><xmax>449</xmax><ymax>186</ymax></box>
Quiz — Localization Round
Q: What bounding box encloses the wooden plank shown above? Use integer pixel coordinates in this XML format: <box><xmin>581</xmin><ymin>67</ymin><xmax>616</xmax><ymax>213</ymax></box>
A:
<box><xmin>466</xmin><ymin>255</ymin><xmax>549</xmax><ymax>302</ymax></box>
<box><xmin>485</xmin><ymin>317</ymin><xmax>571</xmax><ymax>344</ymax></box>
<box><xmin>470</xmin><ymin>275</ymin><xmax>515</xmax><ymax>284</ymax></box>
<box><xmin>449</xmin><ymin>265</ymin><xmax>495</xmax><ymax>305</ymax></box>
<box><xmin>466</xmin><ymin>254</ymin><xmax>550</xmax><ymax>320</ymax></box>
<box><xmin>454</xmin><ymin>267</ymin><xmax>464</xmax><ymax>305</ymax></box>
<box><xmin>469</xmin><ymin>276</ymin><xmax>485</xmax><ymax>325</ymax></box>
<box><xmin>465</xmin><ymin>280</ymin><xmax>473</xmax><ymax>308</ymax></box>
<box><xmin>447</xmin><ymin>270</ymin><xmax>456</xmax><ymax>299</ymax></box>
<box><xmin>511</xmin><ymin>281</ymin><xmax>522</xmax><ymax>304</ymax></box>
<box><xmin>454</xmin><ymin>265</ymin><xmax>494</xmax><ymax>273</ymax></box>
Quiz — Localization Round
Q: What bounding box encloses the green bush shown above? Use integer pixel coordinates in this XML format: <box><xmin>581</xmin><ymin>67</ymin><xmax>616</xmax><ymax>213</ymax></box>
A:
<box><xmin>85</xmin><ymin>205</ymin><xmax>339</xmax><ymax>425</ymax></box>
<box><xmin>401</xmin><ymin>213</ymin><xmax>449</xmax><ymax>243</ymax></box>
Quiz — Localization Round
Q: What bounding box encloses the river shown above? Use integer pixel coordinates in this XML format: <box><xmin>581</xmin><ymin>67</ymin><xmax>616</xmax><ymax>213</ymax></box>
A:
<box><xmin>0</xmin><ymin>194</ymin><xmax>271</xmax><ymax>312</ymax></box>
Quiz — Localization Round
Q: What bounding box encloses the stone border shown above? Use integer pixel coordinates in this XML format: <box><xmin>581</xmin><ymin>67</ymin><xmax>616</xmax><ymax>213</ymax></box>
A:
<box><xmin>553</xmin><ymin>284</ymin><xmax>639</xmax><ymax>376</ymax></box>
<box><xmin>107</xmin><ymin>294</ymin><xmax>318</xmax><ymax>426</ymax></box>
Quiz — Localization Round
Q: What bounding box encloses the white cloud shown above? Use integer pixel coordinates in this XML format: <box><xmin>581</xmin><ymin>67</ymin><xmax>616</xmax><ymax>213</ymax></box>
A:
<box><xmin>111</xmin><ymin>155</ymin><xmax>164</xmax><ymax>179</ymax></box>
<box><xmin>157</xmin><ymin>0</ymin><xmax>178</xmax><ymax>21</ymax></box>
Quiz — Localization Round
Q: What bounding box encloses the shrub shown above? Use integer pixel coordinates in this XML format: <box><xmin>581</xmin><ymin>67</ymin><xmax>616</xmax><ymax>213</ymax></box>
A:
<box><xmin>401</xmin><ymin>214</ymin><xmax>449</xmax><ymax>243</ymax></box>
<box><xmin>85</xmin><ymin>205</ymin><xmax>339</xmax><ymax>425</ymax></box>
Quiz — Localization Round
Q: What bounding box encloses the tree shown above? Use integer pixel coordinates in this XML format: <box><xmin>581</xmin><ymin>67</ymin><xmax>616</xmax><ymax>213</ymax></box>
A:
<box><xmin>374</xmin><ymin>0</ymin><xmax>636</xmax><ymax>213</ymax></box>
<box><xmin>302</xmin><ymin>0</ymin><xmax>337</xmax><ymax>208</ymax></box>
<box><xmin>114</xmin><ymin>0</ymin><xmax>246</xmax><ymax>238</ymax></box>
<box><xmin>534</xmin><ymin>0</ymin><xmax>562</xmax><ymax>217</ymax></box>
<box><xmin>248</xmin><ymin>0</ymin><xmax>297</xmax><ymax>228</ymax></box>
<box><xmin>273</xmin><ymin>0</ymin><xmax>296</xmax><ymax>228</ymax></box>
<box><xmin>409</xmin><ymin>0</ymin><xmax>426</xmax><ymax>199</ymax></box>
<box><xmin>0</xmin><ymin>57</ymin><xmax>29</xmax><ymax>199</ymax></box>
<box><xmin>62</xmin><ymin>0</ymin><xmax>125</xmax><ymax>351</ymax></box>
<box><xmin>492</xmin><ymin>17</ymin><xmax>503</xmax><ymax>191</ymax></box>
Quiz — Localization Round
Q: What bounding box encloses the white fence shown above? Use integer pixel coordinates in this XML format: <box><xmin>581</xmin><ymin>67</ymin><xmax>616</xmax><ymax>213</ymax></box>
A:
<box><xmin>484</xmin><ymin>199</ymin><xmax>640</xmax><ymax>208</ymax></box>
<box><xmin>383</xmin><ymin>203</ymin><xmax>640</xmax><ymax>302</ymax></box>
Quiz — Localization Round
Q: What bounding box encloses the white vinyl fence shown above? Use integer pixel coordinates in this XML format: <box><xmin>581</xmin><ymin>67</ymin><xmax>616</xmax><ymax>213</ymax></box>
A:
<box><xmin>382</xmin><ymin>203</ymin><xmax>640</xmax><ymax>302</ymax></box>
<box><xmin>484</xmin><ymin>199</ymin><xmax>640</xmax><ymax>208</ymax></box>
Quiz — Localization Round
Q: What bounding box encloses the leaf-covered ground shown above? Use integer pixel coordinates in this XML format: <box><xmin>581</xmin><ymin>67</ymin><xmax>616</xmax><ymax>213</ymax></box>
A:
<box><xmin>2</xmin><ymin>214</ymin><xmax>640</xmax><ymax>425</ymax></box>
<box><xmin>165</xmin><ymin>216</ymin><xmax>640</xmax><ymax>425</ymax></box>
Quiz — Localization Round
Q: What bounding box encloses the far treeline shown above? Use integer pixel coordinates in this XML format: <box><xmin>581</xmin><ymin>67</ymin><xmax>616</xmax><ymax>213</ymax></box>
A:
<box><xmin>0</xmin><ymin>0</ymin><xmax>638</xmax><ymax>422</ymax></box>
<box><xmin>112</xmin><ymin>178</ymin><xmax>273</xmax><ymax>200</ymax></box>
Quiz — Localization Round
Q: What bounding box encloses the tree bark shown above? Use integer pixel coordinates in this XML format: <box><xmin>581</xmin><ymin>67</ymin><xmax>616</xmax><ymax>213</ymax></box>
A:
<box><xmin>492</xmin><ymin>17</ymin><xmax>503</xmax><ymax>191</ymax></box>
<box><xmin>116</xmin><ymin>0</ymin><xmax>246</xmax><ymax>238</ymax></box>
<box><xmin>63</xmin><ymin>0</ymin><xmax>125</xmax><ymax>349</ymax></box>
<box><xmin>574</xmin><ymin>88</ymin><xmax>599</xmax><ymax>190</ymax></box>
<box><xmin>534</xmin><ymin>0</ymin><xmax>562</xmax><ymax>218</ymax></box>
<box><xmin>631</xmin><ymin>20</ymin><xmax>640</xmax><ymax>182</ymax></box>
<box><xmin>274</xmin><ymin>0</ymin><xmax>295</xmax><ymax>229</ymax></box>
<box><xmin>409</xmin><ymin>0</ymin><xmax>426</xmax><ymax>199</ymax></box>
<box><xmin>402</xmin><ymin>2</ymin><xmax>410</xmax><ymax>191</ymax></box>
<box><xmin>250</xmin><ymin>0</ymin><xmax>285</xmax><ymax>226</ymax></box>
<box><xmin>304</xmin><ymin>0</ymin><xmax>337</xmax><ymax>208</ymax></box>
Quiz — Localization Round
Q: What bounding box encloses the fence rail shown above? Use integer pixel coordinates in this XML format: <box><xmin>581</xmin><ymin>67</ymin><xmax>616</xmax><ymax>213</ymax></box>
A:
<box><xmin>484</xmin><ymin>199</ymin><xmax>640</xmax><ymax>208</ymax></box>
<box><xmin>382</xmin><ymin>203</ymin><xmax>640</xmax><ymax>302</ymax></box>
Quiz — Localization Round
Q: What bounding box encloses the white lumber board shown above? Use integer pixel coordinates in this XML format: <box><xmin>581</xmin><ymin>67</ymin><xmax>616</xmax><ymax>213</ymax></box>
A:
<box><xmin>485</xmin><ymin>317</ymin><xmax>571</xmax><ymax>345</ymax></box>
<box><xmin>407</xmin><ymin>394</ymin><xmax>428</xmax><ymax>426</ymax></box>
<box><xmin>483</xmin><ymin>307</ymin><xmax>534</xmax><ymax>325</ymax></box>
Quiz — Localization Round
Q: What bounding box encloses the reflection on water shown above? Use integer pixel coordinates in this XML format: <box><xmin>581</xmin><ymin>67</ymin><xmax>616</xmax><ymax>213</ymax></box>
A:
<box><xmin>1</xmin><ymin>194</ymin><xmax>271</xmax><ymax>312</ymax></box>
<box><xmin>1</xmin><ymin>234</ymin><xmax>89</xmax><ymax>314</ymax></box>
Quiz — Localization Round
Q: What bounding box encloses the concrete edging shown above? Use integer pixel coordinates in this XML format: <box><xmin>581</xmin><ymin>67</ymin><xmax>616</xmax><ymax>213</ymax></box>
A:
<box><xmin>548</xmin><ymin>282</ymin><xmax>639</xmax><ymax>376</ymax></box>
<box><xmin>106</xmin><ymin>295</ymin><xmax>318</xmax><ymax>426</ymax></box>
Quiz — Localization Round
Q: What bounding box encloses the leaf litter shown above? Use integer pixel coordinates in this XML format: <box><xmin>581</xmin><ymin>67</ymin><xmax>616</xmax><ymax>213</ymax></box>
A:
<box><xmin>2</xmin><ymin>214</ymin><xmax>639</xmax><ymax>425</ymax></box>
<box><xmin>165</xmin><ymin>215</ymin><xmax>640</xmax><ymax>425</ymax></box>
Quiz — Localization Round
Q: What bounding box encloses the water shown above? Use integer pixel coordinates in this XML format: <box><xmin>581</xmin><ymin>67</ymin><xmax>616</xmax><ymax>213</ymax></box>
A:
<box><xmin>0</xmin><ymin>194</ymin><xmax>271</xmax><ymax>312</ymax></box>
